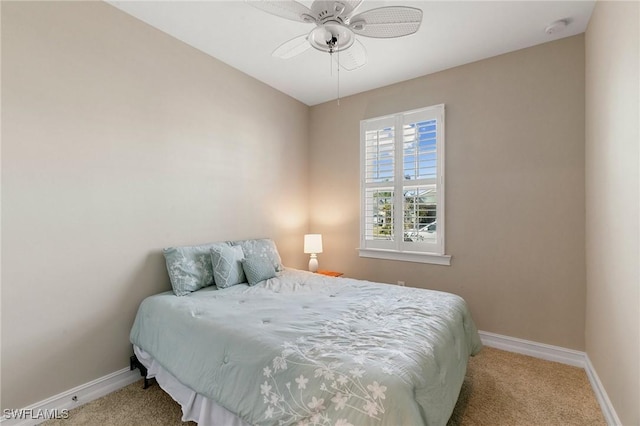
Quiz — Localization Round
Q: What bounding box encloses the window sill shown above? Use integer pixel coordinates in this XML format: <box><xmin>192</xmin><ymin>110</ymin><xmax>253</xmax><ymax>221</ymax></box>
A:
<box><xmin>358</xmin><ymin>248</ymin><xmax>451</xmax><ymax>266</ymax></box>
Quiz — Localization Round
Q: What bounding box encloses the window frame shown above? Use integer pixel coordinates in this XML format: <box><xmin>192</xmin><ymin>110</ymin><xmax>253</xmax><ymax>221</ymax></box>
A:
<box><xmin>358</xmin><ymin>104</ymin><xmax>451</xmax><ymax>266</ymax></box>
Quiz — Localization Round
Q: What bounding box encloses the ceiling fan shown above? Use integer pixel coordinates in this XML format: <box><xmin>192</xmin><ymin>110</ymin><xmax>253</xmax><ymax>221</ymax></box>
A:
<box><xmin>247</xmin><ymin>0</ymin><xmax>423</xmax><ymax>71</ymax></box>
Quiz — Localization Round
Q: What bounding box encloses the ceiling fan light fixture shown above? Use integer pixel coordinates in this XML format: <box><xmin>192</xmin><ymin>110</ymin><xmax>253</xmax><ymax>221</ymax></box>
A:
<box><xmin>308</xmin><ymin>23</ymin><xmax>355</xmax><ymax>52</ymax></box>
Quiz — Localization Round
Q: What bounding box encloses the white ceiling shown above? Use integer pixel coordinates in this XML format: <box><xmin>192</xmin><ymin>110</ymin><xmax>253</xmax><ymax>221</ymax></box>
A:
<box><xmin>107</xmin><ymin>1</ymin><xmax>595</xmax><ymax>106</ymax></box>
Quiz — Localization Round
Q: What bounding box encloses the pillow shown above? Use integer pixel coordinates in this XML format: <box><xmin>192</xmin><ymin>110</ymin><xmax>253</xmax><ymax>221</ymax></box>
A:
<box><xmin>163</xmin><ymin>242</ymin><xmax>230</xmax><ymax>296</ymax></box>
<box><xmin>242</xmin><ymin>256</ymin><xmax>277</xmax><ymax>286</ymax></box>
<box><xmin>233</xmin><ymin>238</ymin><xmax>283</xmax><ymax>272</ymax></box>
<box><xmin>210</xmin><ymin>245</ymin><xmax>246</xmax><ymax>289</ymax></box>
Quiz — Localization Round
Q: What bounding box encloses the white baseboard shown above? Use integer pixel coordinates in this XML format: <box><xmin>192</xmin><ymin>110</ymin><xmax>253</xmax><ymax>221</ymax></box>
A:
<box><xmin>478</xmin><ymin>330</ymin><xmax>586</xmax><ymax>367</ymax></box>
<box><xmin>584</xmin><ymin>355</ymin><xmax>622</xmax><ymax>426</ymax></box>
<box><xmin>479</xmin><ymin>330</ymin><xmax>620</xmax><ymax>426</ymax></box>
<box><xmin>1</xmin><ymin>368</ymin><xmax>140</xmax><ymax>426</ymax></box>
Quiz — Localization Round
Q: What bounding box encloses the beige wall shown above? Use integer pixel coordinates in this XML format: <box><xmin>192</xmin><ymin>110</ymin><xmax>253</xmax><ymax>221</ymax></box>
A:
<box><xmin>585</xmin><ymin>1</ymin><xmax>639</xmax><ymax>425</ymax></box>
<box><xmin>310</xmin><ymin>35</ymin><xmax>586</xmax><ymax>350</ymax></box>
<box><xmin>1</xmin><ymin>1</ymin><xmax>309</xmax><ymax>409</ymax></box>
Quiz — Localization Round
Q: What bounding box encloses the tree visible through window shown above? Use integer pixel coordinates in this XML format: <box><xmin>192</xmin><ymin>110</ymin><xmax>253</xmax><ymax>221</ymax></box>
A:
<box><xmin>360</xmin><ymin>105</ymin><xmax>448</xmax><ymax>264</ymax></box>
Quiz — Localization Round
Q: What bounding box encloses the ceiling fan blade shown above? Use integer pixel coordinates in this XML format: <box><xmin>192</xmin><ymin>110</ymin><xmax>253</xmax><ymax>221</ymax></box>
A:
<box><xmin>349</xmin><ymin>6</ymin><xmax>423</xmax><ymax>38</ymax></box>
<box><xmin>272</xmin><ymin>34</ymin><xmax>312</xmax><ymax>59</ymax></box>
<box><xmin>246</xmin><ymin>0</ymin><xmax>315</xmax><ymax>23</ymax></box>
<box><xmin>334</xmin><ymin>39</ymin><xmax>366</xmax><ymax>71</ymax></box>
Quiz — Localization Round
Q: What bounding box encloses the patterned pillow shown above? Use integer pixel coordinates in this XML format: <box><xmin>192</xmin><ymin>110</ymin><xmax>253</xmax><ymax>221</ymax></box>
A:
<box><xmin>211</xmin><ymin>245</ymin><xmax>246</xmax><ymax>289</ymax></box>
<box><xmin>163</xmin><ymin>242</ymin><xmax>230</xmax><ymax>296</ymax></box>
<box><xmin>233</xmin><ymin>238</ymin><xmax>283</xmax><ymax>272</ymax></box>
<box><xmin>242</xmin><ymin>256</ymin><xmax>277</xmax><ymax>286</ymax></box>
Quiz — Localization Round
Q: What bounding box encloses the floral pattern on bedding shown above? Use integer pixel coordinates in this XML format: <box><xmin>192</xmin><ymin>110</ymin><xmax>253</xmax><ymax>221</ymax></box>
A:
<box><xmin>261</xmin><ymin>337</ymin><xmax>388</xmax><ymax>426</ymax></box>
<box><xmin>258</xmin><ymin>288</ymin><xmax>462</xmax><ymax>426</ymax></box>
<box><xmin>163</xmin><ymin>242</ymin><xmax>230</xmax><ymax>296</ymax></box>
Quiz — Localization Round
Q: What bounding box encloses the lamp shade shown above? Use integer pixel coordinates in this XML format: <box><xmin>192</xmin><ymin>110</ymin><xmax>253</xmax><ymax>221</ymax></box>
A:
<box><xmin>303</xmin><ymin>234</ymin><xmax>323</xmax><ymax>254</ymax></box>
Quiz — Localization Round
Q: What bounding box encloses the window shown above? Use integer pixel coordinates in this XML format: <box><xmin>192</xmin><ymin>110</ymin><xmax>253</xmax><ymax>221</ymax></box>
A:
<box><xmin>359</xmin><ymin>104</ymin><xmax>450</xmax><ymax>265</ymax></box>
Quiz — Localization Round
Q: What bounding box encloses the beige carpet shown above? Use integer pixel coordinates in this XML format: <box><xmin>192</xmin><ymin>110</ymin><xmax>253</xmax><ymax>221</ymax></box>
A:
<box><xmin>42</xmin><ymin>347</ymin><xmax>605</xmax><ymax>425</ymax></box>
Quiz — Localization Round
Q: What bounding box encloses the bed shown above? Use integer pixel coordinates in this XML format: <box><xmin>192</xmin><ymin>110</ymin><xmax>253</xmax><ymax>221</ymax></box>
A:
<box><xmin>130</xmin><ymin>239</ymin><xmax>482</xmax><ymax>426</ymax></box>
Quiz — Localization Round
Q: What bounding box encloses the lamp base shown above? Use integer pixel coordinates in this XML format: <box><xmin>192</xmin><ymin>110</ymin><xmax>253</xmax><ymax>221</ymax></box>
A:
<box><xmin>308</xmin><ymin>255</ymin><xmax>318</xmax><ymax>273</ymax></box>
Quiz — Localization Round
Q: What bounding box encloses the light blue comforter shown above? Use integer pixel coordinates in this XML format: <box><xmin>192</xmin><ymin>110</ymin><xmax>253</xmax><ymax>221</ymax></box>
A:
<box><xmin>130</xmin><ymin>269</ymin><xmax>482</xmax><ymax>426</ymax></box>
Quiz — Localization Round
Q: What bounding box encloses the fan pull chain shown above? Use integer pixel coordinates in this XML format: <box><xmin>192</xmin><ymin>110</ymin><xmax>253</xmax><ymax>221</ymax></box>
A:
<box><xmin>337</xmin><ymin>45</ymin><xmax>341</xmax><ymax>106</ymax></box>
<box><xmin>330</xmin><ymin>51</ymin><xmax>333</xmax><ymax>76</ymax></box>
<box><xmin>327</xmin><ymin>35</ymin><xmax>341</xmax><ymax>106</ymax></box>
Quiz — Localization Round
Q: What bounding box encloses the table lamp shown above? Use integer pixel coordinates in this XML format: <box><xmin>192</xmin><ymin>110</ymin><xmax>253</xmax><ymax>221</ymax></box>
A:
<box><xmin>303</xmin><ymin>234</ymin><xmax>323</xmax><ymax>272</ymax></box>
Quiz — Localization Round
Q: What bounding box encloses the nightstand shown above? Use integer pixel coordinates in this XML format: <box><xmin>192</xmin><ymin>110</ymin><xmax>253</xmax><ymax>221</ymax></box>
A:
<box><xmin>316</xmin><ymin>270</ymin><xmax>344</xmax><ymax>277</ymax></box>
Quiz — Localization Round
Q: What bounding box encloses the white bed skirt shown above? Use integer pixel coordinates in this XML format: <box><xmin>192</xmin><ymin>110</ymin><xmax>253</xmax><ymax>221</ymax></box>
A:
<box><xmin>133</xmin><ymin>345</ymin><xmax>250</xmax><ymax>426</ymax></box>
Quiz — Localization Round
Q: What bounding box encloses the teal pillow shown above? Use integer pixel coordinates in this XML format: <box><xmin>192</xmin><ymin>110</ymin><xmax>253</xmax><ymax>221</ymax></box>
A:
<box><xmin>163</xmin><ymin>242</ymin><xmax>230</xmax><ymax>296</ymax></box>
<box><xmin>242</xmin><ymin>256</ymin><xmax>277</xmax><ymax>286</ymax></box>
<box><xmin>211</xmin><ymin>245</ymin><xmax>246</xmax><ymax>289</ymax></box>
<box><xmin>234</xmin><ymin>238</ymin><xmax>283</xmax><ymax>272</ymax></box>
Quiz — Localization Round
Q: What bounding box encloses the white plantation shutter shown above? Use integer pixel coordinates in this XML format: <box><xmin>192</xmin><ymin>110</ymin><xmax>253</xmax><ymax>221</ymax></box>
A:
<box><xmin>362</xmin><ymin>116</ymin><xmax>397</xmax><ymax>249</ymax></box>
<box><xmin>364</xmin><ymin>119</ymin><xmax>395</xmax><ymax>185</ymax></box>
<box><xmin>364</xmin><ymin>188</ymin><xmax>394</xmax><ymax>242</ymax></box>
<box><xmin>360</xmin><ymin>104</ymin><xmax>448</xmax><ymax>264</ymax></box>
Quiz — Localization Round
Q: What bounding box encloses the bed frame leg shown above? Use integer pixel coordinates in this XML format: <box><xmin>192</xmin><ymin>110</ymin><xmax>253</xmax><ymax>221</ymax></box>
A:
<box><xmin>129</xmin><ymin>355</ymin><xmax>154</xmax><ymax>389</ymax></box>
